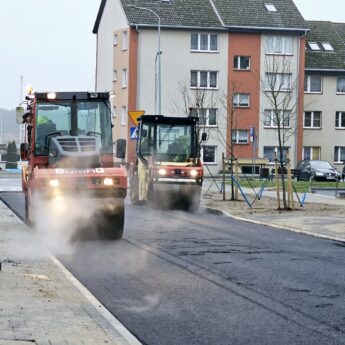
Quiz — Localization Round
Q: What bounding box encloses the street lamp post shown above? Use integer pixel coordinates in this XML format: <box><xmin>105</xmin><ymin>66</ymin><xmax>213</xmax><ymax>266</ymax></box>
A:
<box><xmin>126</xmin><ymin>5</ymin><xmax>161</xmax><ymax>115</ymax></box>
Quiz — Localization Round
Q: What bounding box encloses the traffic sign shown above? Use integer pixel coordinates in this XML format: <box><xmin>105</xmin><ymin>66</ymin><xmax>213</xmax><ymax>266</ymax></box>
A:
<box><xmin>130</xmin><ymin>127</ymin><xmax>139</xmax><ymax>140</ymax></box>
<box><xmin>250</xmin><ymin>126</ymin><xmax>255</xmax><ymax>142</ymax></box>
<box><xmin>128</xmin><ymin>110</ymin><xmax>145</xmax><ymax>126</ymax></box>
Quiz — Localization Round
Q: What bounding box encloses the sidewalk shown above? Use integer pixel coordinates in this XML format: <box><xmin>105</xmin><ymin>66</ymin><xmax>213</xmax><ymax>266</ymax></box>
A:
<box><xmin>0</xmin><ymin>200</ymin><xmax>141</xmax><ymax>345</ymax></box>
<box><xmin>202</xmin><ymin>178</ymin><xmax>345</xmax><ymax>243</ymax></box>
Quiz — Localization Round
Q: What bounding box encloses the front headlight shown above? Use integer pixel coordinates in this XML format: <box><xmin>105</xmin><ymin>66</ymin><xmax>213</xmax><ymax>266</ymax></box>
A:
<box><xmin>49</xmin><ymin>179</ymin><xmax>59</xmax><ymax>188</ymax></box>
<box><xmin>190</xmin><ymin>169</ymin><xmax>198</xmax><ymax>177</ymax></box>
<box><xmin>103</xmin><ymin>178</ymin><xmax>114</xmax><ymax>186</ymax></box>
<box><xmin>315</xmin><ymin>172</ymin><xmax>323</xmax><ymax>176</ymax></box>
<box><xmin>158</xmin><ymin>168</ymin><xmax>167</xmax><ymax>175</ymax></box>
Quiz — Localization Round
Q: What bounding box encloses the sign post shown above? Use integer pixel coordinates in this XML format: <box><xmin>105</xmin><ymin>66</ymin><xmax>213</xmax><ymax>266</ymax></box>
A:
<box><xmin>250</xmin><ymin>126</ymin><xmax>256</xmax><ymax>178</ymax></box>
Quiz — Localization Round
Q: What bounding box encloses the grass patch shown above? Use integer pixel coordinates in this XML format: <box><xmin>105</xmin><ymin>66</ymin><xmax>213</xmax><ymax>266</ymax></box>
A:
<box><xmin>226</xmin><ymin>178</ymin><xmax>345</xmax><ymax>193</ymax></box>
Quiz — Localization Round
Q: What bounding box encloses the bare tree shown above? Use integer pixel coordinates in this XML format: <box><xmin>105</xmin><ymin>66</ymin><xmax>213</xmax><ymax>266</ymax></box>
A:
<box><xmin>219</xmin><ymin>81</ymin><xmax>243</xmax><ymax>200</ymax></box>
<box><xmin>261</xmin><ymin>54</ymin><xmax>301</xmax><ymax>209</ymax></box>
<box><xmin>169</xmin><ymin>79</ymin><xmax>217</xmax><ymax>142</ymax></box>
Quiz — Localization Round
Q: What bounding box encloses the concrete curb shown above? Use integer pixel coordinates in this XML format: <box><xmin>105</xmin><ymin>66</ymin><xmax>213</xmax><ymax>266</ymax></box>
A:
<box><xmin>206</xmin><ymin>207</ymin><xmax>345</xmax><ymax>244</ymax></box>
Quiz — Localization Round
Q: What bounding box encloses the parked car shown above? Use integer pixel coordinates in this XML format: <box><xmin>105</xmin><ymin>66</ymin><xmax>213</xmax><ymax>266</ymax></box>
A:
<box><xmin>294</xmin><ymin>160</ymin><xmax>341</xmax><ymax>181</ymax></box>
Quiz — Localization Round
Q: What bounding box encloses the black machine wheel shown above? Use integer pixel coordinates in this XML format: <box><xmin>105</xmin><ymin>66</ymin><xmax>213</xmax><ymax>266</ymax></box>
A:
<box><xmin>71</xmin><ymin>200</ymin><xmax>125</xmax><ymax>241</ymax></box>
<box><xmin>24</xmin><ymin>193</ymin><xmax>29</xmax><ymax>224</ymax></box>
<box><xmin>97</xmin><ymin>201</ymin><xmax>125</xmax><ymax>240</ymax></box>
<box><xmin>188</xmin><ymin>189</ymin><xmax>201</xmax><ymax>212</ymax></box>
<box><xmin>129</xmin><ymin>172</ymin><xmax>140</xmax><ymax>205</ymax></box>
<box><xmin>25</xmin><ymin>191</ymin><xmax>34</xmax><ymax>227</ymax></box>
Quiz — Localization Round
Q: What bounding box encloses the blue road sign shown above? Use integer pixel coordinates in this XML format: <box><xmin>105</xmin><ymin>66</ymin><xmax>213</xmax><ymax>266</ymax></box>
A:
<box><xmin>130</xmin><ymin>127</ymin><xmax>139</xmax><ymax>140</ymax></box>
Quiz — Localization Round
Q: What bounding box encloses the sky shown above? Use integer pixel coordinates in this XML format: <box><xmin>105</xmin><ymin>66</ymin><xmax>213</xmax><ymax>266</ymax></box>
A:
<box><xmin>0</xmin><ymin>0</ymin><xmax>102</xmax><ymax>110</ymax></box>
<box><xmin>0</xmin><ymin>0</ymin><xmax>344</xmax><ymax>111</ymax></box>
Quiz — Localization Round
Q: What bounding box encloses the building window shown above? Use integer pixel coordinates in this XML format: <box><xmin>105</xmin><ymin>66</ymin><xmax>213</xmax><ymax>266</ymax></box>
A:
<box><xmin>122</xmin><ymin>31</ymin><xmax>128</xmax><ymax>50</ymax></box>
<box><xmin>232</xmin><ymin>130</ymin><xmax>249</xmax><ymax>144</ymax></box>
<box><xmin>304</xmin><ymin>111</ymin><xmax>321</xmax><ymax>128</ymax></box>
<box><xmin>308</xmin><ymin>42</ymin><xmax>321</xmax><ymax>51</ymax></box>
<box><xmin>202</xmin><ymin>145</ymin><xmax>216</xmax><ymax>164</ymax></box>
<box><xmin>334</xmin><ymin>146</ymin><xmax>345</xmax><ymax>163</ymax></box>
<box><xmin>321</xmin><ymin>42</ymin><xmax>333</xmax><ymax>51</ymax></box>
<box><xmin>233</xmin><ymin>56</ymin><xmax>250</xmax><ymax>70</ymax></box>
<box><xmin>265</xmin><ymin>3</ymin><xmax>277</xmax><ymax>12</ymax></box>
<box><xmin>336</xmin><ymin>77</ymin><xmax>345</xmax><ymax>93</ymax></box>
<box><xmin>304</xmin><ymin>75</ymin><xmax>322</xmax><ymax>93</ymax></box>
<box><xmin>335</xmin><ymin>112</ymin><xmax>345</xmax><ymax>128</ymax></box>
<box><xmin>113</xmin><ymin>33</ymin><xmax>118</xmax><ymax>46</ymax></box>
<box><xmin>233</xmin><ymin>93</ymin><xmax>249</xmax><ymax>107</ymax></box>
<box><xmin>264</xmin><ymin>36</ymin><xmax>292</xmax><ymax>55</ymax></box>
<box><xmin>264</xmin><ymin>110</ymin><xmax>290</xmax><ymax>127</ymax></box>
<box><xmin>264</xmin><ymin>146</ymin><xmax>289</xmax><ymax>163</ymax></box>
<box><xmin>191</xmin><ymin>33</ymin><xmax>218</xmax><ymax>52</ymax></box>
<box><xmin>303</xmin><ymin>147</ymin><xmax>321</xmax><ymax>160</ymax></box>
<box><xmin>113</xmin><ymin>70</ymin><xmax>117</xmax><ymax>82</ymax></box>
<box><xmin>121</xmin><ymin>106</ymin><xmax>127</xmax><ymax>126</ymax></box>
<box><xmin>191</xmin><ymin>108</ymin><xmax>217</xmax><ymax>126</ymax></box>
<box><xmin>190</xmin><ymin>70</ymin><xmax>218</xmax><ymax>89</ymax></box>
<box><xmin>121</xmin><ymin>69</ymin><xmax>127</xmax><ymax>88</ymax></box>
<box><xmin>265</xmin><ymin>73</ymin><xmax>291</xmax><ymax>91</ymax></box>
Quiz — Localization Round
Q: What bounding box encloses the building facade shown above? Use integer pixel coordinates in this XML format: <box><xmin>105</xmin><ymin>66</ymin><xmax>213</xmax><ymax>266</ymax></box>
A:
<box><xmin>93</xmin><ymin>0</ymin><xmax>308</xmax><ymax>174</ymax></box>
<box><xmin>303</xmin><ymin>21</ymin><xmax>345</xmax><ymax>171</ymax></box>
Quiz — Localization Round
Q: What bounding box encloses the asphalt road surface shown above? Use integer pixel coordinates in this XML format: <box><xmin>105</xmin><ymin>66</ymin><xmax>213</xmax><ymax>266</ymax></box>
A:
<box><xmin>1</xmin><ymin>191</ymin><xmax>345</xmax><ymax>345</ymax></box>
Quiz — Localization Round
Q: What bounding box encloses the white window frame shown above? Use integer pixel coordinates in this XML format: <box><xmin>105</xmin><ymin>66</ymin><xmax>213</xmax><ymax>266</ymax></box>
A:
<box><xmin>308</xmin><ymin>42</ymin><xmax>321</xmax><ymax>51</ymax></box>
<box><xmin>335</xmin><ymin>111</ymin><xmax>345</xmax><ymax>129</ymax></box>
<box><xmin>201</xmin><ymin>145</ymin><xmax>217</xmax><ymax>164</ymax></box>
<box><xmin>265</xmin><ymin>36</ymin><xmax>292</xmax><ymax>55</ymax></box>
<box><xmin>303</xmin><ymin>146</ymin><xmax>321</xmax><ymax>160</ymax></box>
<box><xmin>233</xmin><ymin>93</ymin><xmax>250</xmax><ymax>107</ymax></box>
<box><xmin>334</xmin><ymin>146</ymin><xmax>345</xmax><ymax>163</ymax></box>
<box><xmin>122</xmin><ymin>31</ymin><xmax>128</xmax><ymax>50</ymax></box>
<box><xmin>121</xmin><ymin>106</ymin><xmax>127</xmax><ymax>126</ymax></box>
<box><xmin>321</xmin><ymin>42</ymin><xmax>333</xmax><ymax>51</ymax></box>
<box><xmin>121</xmin><ymin>68</ymin><xmax>127</xmax><ymax>88</ymax></box>
<box><xmin>232</xmin><ymin>130</ymin><xmax>249</xmax><ymax>144</ymax></box>
<box><xmin>190</xmin><ymin>70</ymin><xmax>218</xmax><ymax>89</ymax></box>
<box><xmin>336</xmin><ymin>77</ymin><xmax>345</xmax><ymax>93</ymax></box>
<box><xmin>265</xmin><ymin>3</ymin><xmax>277</xmax><ymax>12</ymax></box>
<box><xmin>191</xmin><ymin>108</ymin><xmax>217</xmax><ymax>127</ymax></box>
<box><xmin>190</xmin><ymin>33</ymin><xmax>218</xmax><ymax>52</ymax></box>
<box><xmin>263</xmin><ymin>146</ymin><xmax>290</xmax><ymax>163</ymax></box>
<box><xmin>303</xmin><ymin>111</ymin><xmax>321</xmax><ymax>128</ymax></box>
<box><xmin>264</xmin><ymin>109</ymin><xmax>291</xmax><ymax>128</ymax></box>
<box><xmin>304</xmin><ymin>75</ymin><xmax>322</xmax><ymax>93</ymax></box>
<box><xmin>113</xmin><ymin>70</ymin><xmax>117</xmax><ymax>82</ymax></box>
<box><xmin>233</xmin><ymin>56</ymin><xmax>251</xmax><ymax>70</ymax></box>
<box><xmin>113</xmin><ymin>33</ymin><xmax>118</xmax><ymax>46</ymax></box>
<box><xmin>265</xmin><ymin>73</ymin><xmax>291</xmax><ymax>91</ymax></box>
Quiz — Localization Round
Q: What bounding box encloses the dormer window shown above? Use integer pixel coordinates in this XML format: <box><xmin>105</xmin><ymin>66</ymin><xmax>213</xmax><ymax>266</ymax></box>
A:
<box><xmin>321</xmin><ymin>42</ymin><xmax>334</xmax><ymax>51</ymax></box>
<box><xmin>308</xmin><ymin>42</ymin><xmax>321</xmax><ymax>50</ymax></box>
<box><xmin>265</xmin><ymin>3</ymin><xmax>277</xmax><ymax>12</ymax></box>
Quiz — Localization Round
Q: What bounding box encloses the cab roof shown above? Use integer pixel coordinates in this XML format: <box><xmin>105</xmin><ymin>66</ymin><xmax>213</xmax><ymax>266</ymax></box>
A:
<box><xmin>138</xmin><ymin>115</ymin><xmax>199</xmax><ymax>125</ymax></box>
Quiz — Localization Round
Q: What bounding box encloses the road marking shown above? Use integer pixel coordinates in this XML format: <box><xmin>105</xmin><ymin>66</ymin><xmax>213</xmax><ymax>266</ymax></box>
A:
<box><xmin>50</xmin><ymin>256</ymin><xmax>142</xmax><ymax>345</ymax></box>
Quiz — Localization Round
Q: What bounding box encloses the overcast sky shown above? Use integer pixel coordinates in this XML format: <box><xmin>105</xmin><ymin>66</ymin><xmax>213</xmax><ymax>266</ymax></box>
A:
<box><xmin>0</xmin><ymin>0</ymin><xmax>101</xmax><ymax>110</ymax></box>
<box><xmin>0</xmin><ymin>0</ymin><xmax>344</xmax><ymax>110</ymax></box>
